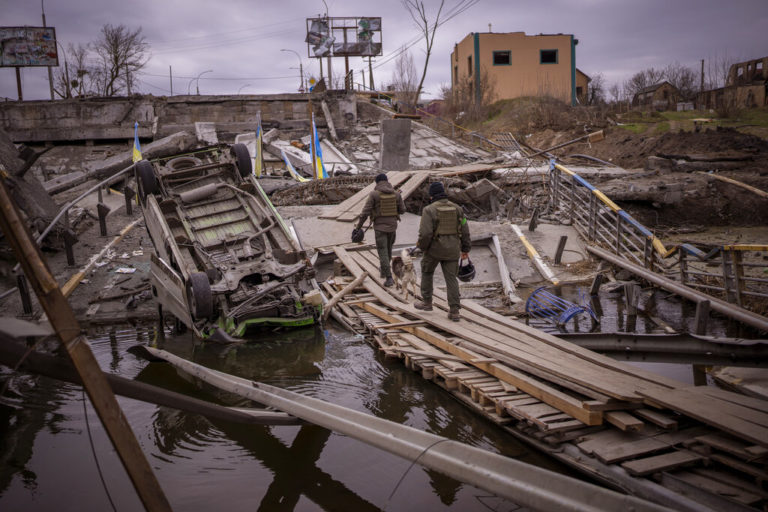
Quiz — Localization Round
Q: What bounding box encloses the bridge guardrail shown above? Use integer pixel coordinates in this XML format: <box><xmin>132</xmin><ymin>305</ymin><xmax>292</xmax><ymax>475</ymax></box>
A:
<box><xmin>549</xmin><ymin>160</ymin><xmax>768</xmax><ymax>315</ymax></box>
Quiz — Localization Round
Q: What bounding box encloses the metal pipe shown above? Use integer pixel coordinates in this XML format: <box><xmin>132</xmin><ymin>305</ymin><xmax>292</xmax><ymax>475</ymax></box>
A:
<box><xmin>144</xmin><ymin>347</ymin><xmax>672</xmax><ymax>512</ymax></box>
<box><xmin>588</xmin><ymin>246</ymin><xmax>768</xmax><ymax>333</ymax></box>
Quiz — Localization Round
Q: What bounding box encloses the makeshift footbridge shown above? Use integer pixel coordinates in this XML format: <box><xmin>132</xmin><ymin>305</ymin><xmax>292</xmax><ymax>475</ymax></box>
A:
<box><xmin>324</xmin><ymin>246</ymin><xmax>768</xmax><ymax>511</ymax></box>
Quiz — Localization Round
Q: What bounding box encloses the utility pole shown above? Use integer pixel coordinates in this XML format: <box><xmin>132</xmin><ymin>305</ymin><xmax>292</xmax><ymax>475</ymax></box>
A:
<box><xmin>42</xmin><ymin>0</ymin><xmax>54</xmax><ymax>100</ymax></box>
<box><xmin>700</xmin><ymin>59</ymin><xmax>705</xmax><ymax>93</ymax></box>
<box><xmin>169</xmin><ymin>65</ymin><xmax>173</xmax><ymax>96</ymax></box>
<box><xmin>368</xmin><ymin>56</ymin><xmax>375</xmax><ymax>91</ymax></box>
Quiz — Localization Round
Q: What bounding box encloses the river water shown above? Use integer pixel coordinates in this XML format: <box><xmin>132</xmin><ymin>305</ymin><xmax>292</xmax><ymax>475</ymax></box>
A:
<box><xmin>0</xmin><ymin>324</ymin><xmax>570</xmax><ymax>512</ymax></box>
<box><xmin>2</xmin><ymin>283</ymin><xmax>757</xmax><ymax>511</ymax></box>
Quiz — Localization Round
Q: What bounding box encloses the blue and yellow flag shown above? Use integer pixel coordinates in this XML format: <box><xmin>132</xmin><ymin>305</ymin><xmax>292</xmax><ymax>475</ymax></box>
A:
<box><xmin>254</xmin><ymin>112</ymin><xmax>263</xmax><ymax>177</ymax></box>
<box><xmin>281</xmin><ymin>149</ymin><xmax>308</xmax><ymax>182</ymax></box>
<box><xmin>310</xmin><ymin>113</ymin><xmax>327</xmax><ymax>180</ymax></box>
<box><xmin>132</xmin><ymin>121</ymin><xmax>142</xmax><ymax>163</ymax></box>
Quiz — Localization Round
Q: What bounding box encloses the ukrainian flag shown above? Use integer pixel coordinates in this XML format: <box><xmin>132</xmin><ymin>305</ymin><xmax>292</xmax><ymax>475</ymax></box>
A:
<box><xmin>311</xmin><ymin>113</ymin><xmax>327</xmax><ymax>180</ymax></box>
<box><xmin>254</xmin><ymin>112</ymin><xmax>263</xmax><ymax>177</ymax></box>
<box><xmin>132</xmin><ymin>121</ymin><xmax>142</xmax><ymax>163</ymax></box>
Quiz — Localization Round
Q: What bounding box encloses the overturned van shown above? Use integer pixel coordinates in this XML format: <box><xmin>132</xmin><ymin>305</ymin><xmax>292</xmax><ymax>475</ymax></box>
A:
<box><xmin>135</xmin><ymin>144</ymin><xmax>321</xmax><ymax>342</ymax></box>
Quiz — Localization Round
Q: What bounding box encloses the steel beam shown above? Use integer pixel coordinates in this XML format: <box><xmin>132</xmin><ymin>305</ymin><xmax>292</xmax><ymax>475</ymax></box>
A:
<box><xmin>144</xmin><ymin>346</ymin><xmax>672</xmax><ymax>512</ymax></box>
<box><xmin>557</xmin><ymin>332</ymin><xmax>768</xmax><ymax>367</ymax></box>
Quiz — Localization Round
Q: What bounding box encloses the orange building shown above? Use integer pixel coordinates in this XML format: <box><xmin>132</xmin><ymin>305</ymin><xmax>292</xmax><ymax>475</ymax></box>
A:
<box><xmin>451</xmin><ymin>31</ymin><xmax>580</xmax><ymax>106</ymax></box>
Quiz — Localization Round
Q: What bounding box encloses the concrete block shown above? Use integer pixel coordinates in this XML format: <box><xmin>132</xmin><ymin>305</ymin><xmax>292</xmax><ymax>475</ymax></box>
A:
<box><xmin>195</xmin><ymin>122</ymin><xmax>218</xmax><ymax>145</ymax></box>
<box><xmin>380</xmin><ymin>119</ymin><xmax>411</xmax><ymax>171</ymax></box>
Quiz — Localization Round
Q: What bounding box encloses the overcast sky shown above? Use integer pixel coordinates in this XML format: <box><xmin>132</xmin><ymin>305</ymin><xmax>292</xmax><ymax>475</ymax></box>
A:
<box><xmin>2</xmin><ymin>0</ymin><xmax>767</xmax><ymax>102</ymax></box>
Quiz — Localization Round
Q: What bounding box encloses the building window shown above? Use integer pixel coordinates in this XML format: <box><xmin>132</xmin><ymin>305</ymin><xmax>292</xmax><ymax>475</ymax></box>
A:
<box><xmin>540</xmin><ymin>49</ymin><xmax>558</xmax><ymax>64</ymax></box>
<box><xmin>454</xmin><ymin>65</ymin><xmax>458</xmax><ymax>84</ymax></box>
<box><xmin>468</xmin><ymin>56</ymin><xmax>472</xmax><ymax>75</ymax></box>
<box><xmin>576</xmin><ymin>86</ymin><xmax>583</xmax><ymax>97</ymax></box>
<box><xmin>492</xmin><ymin>51</ymin><xmax>510</xmax><ymax>66</ymax></box>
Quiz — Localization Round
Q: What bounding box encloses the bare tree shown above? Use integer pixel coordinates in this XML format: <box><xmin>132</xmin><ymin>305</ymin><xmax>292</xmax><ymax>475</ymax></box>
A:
<box><xmin>442</xmin><ymin>65</ymin><xmax>496</xmax><ymax>121</ymax></box>
<box><xmin>663</xmin><ymin>61</ymin><xmax>697</xmax><ymax>101</ymax></box>
<box><xmin>587</xmin><ymin>72</ymin><xmax>605</xmax><ymax>105</ymax></box>
<box><xmin>91</xmin><ymin>24</ymin><xmax>149</xmax><ymax>97</ymax></box>
<box><xmin>402</xmin><ymin>0</ymin><xmax>477</xmax><ymax>106</ymax></box>
<box><xmin>390</xmin><ymin>48</ymin><xmax>419</xmax><ymax>113</ymax></box>
<box><xmin>53</xmin><ymin>43</ymin><xmax>92</xmax><ymax>98</ymax></box>
<box><xmin>706</xmin><ymin>52</ymin><xmax>741</xmax><ymax>89</ymax></box>
<box><xmin>623</xmin><ymin>67</ymin><xmax>665</xmax><ymax>99</ymax></box>
<box><xmin>402</xmin><ymin>0</ymin><xmax>444</xmax><ymax>106</ymax></box>
<box><xmin>608</xmin><ymin>82</ymin><xmax>623</xmax><ymax>104</ymax></box>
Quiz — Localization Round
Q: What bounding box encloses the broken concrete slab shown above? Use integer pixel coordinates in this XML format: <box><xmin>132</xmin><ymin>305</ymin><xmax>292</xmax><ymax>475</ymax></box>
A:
<box><xmin>86</xmin><ymin>131</ymin><xmax>198</xmax><ymax>182</ymax></box>
<box><xmin>380</xmin><ymin>119</ymin><xmax>411</xmax><ymax>171</ymax></box>
<box><xmin>195</xmin><ymin>122</ymin><xmax>219</xmax><ymax>145</ymax></box>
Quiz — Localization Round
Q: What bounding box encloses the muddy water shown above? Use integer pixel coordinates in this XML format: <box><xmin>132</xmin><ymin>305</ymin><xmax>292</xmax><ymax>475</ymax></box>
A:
<box><xmin>0</xmin><ymin>324</ymin><xmax>570</xmax><ymax>512</ymax></box>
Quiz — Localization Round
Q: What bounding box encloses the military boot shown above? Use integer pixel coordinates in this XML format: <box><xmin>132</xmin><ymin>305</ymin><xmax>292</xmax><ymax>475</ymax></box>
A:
<box><xmin>414</xmin><ymin>300</ymin><xmax>433</xmax><ymax>311</ymax></box>
<box><xmin>448</xmin><ymin>307</ymin><xmax>460</xmax><ymax>322</ymax></box>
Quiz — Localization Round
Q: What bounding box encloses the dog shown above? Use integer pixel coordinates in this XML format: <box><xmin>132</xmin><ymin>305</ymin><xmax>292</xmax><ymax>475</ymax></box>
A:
<box><xmin>391</xmin><ymin>248</ymin><xmax>418</xmax><ymax>301</ymax></box>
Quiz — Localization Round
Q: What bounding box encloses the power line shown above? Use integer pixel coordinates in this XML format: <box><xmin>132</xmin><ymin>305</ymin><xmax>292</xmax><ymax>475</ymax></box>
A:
<box><xmin>138</xmin><ymin>71</ymin><xmax>297</xmax><ymax>81</ymax></box>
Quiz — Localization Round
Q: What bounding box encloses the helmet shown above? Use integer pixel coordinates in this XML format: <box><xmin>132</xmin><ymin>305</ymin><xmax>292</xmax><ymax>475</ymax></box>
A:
<box><xmin>351</xmin><ymin>228</ymin><xmax>365</xmax><ymax>243</ymax></box>
<box><xmin>457</xmin><ymin>257</ymin><xmax>475</xmax><ymax>282</ymax></box>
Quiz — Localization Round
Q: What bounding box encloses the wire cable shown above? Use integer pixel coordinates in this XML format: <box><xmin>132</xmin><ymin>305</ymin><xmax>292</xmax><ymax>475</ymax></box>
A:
<box><xmin>82</xmin><ymin>388</ymin><xmax>118</xmax><ymax>512</ymax></box>
<box><xmin>383</xmin><ymin>438</ymin><xmax>449</xmax><ymax>511</ymax></box>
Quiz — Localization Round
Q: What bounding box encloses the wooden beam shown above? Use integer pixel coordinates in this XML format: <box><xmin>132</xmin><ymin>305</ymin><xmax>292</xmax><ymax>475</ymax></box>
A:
<box><xmin>322</xmin><ymin>270</ymin><xmax>368</xmax><ymax>321</ymax></box>
<box><xmin>0</xmin><ymin>180</ymin><xmax>171</xmax><ymax>511</ymax></box>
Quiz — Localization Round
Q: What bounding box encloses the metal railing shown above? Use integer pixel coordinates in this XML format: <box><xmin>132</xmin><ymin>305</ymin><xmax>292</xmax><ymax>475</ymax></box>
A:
<box><xmin>549</xmin><ymin>161</ymin><xmax>768</xmax><ymax>315</ymax></box>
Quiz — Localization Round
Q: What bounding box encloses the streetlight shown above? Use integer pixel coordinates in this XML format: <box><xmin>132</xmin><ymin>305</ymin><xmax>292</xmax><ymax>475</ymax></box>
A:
<box><xmin>195</xmin><ymin>69</ymin><xmax>213</xmax><ymax>95</ymax></box>
<box><xmin>237</xmin><ymin>83</ymin><xmax>252</xmax><ymax>94</ymax></box>
<box><xmin>281</xmin><ymin>49</ymin><xmax>304</xmax><ymax>93</ymax></box>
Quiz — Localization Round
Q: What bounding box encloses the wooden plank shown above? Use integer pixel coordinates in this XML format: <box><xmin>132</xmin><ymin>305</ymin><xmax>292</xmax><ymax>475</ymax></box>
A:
<box><xmin>635</xmin><ymin>408</ymin><xmax>678</xmax><ymax>430</ymax></box>
<box><xmin>589</xmin><ymin>428</ymin><xmax>708</xmax><ymax>464</ymax></box>
<box><xmin>660</xmin><ymin>472</ymin><xmax>761</xmax><ymax>511</ymax></box>
<box><xmin>690</xmin><ymin>468</ymin><xmax>768</xmax><ymax>499</ymax></box>
<box><xmin>356</xmin><ymin>300</ymin><xmax>603</xmax><ymax>425</ymax></box>
<box><xmin>639</xmin><ymin>387</ymin><xmax>768</xmax><ymax>448</ymax></box>
<box><xmin>695</xmin><ymin>434</ymin><xmax>767</xmax><ymax>462</ymax></box>
<box><xmin>605</xmin><ymin>411</ymin><xmax>644</xmax><ymax>432</ymax></box>
<box><xmin>621</xmin><ymin>451</ymin><xmax>703</xmax><ymax>476</ymax></box>
<box><xmin>351</xmin><ymin>250</ymin><xmax>651</xmax><ymax>402</ymax></box>
<box><xmin>711</xmin><ymin>453</ymin><xmax>768</xmax><ymax>481</ymax></box>
<box><xmin>350</xmin><ymin>254</ymin><xmax>660</xmax><ymax>407</ymax></box>
<box><xmin>670</xmin><ymin>471</ymin><xmax>763</xmax><ymax>505</ymax></box>
<box><xmin>696</xmin><ymin>386</ymin><xmax>768</xmax><ymax>414</ymax></box>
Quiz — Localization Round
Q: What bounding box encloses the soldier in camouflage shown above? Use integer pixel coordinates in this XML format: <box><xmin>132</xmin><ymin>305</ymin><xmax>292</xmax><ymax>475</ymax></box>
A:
<box><xmin>414</xmin><ymin>182</ymin><xmax>470</xmax><ymax>321</ymax></box>
<box><xmin>355</xmin><ymin>173</ymin><xmax>406</xmax><ymax>287</ymax></box>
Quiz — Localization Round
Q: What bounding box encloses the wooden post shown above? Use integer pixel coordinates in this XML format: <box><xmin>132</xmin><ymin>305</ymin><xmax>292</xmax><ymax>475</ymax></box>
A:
<box><xmin>0</xmin><ymin>180</ymin><xmax>172</xmax><ymax>512</ymax></box>
<box><xmin>15</xmin><ymin>67</ymin><xmax>23</xmax><ymax>100</ymax></box>
<box><xmin>589</xmin><ymin>273</ymin><xmax>604</xmax><ymax>296</ymax></box>
<box><xmin>694</xmin><ymin>300</ymin><xmax>710</xmax><ymax>336</ymax></box>
<box><xmin>322</xmin><ymin>271</ymin><xmax>369</xmax><ymax>321</ymax></box>
<box><xmin>97</xmin><ymin>203</ymin><xmax>110</xmax><ymax>236</ymax></box>
<box><xmin>554</xmin><ymin>235</ymin><xmax>567</xmax><ymax>265</ymax></box>
<box><xmin>528</xmin><ymin>207</ymin><xmax>539</xmax><ymax>232</ymax></box>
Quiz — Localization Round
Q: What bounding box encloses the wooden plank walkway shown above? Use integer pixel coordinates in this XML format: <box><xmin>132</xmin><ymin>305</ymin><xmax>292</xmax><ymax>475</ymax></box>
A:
<box><xmin>323</xmin><ymin>246</ymin><xmax>768</xmax><ymax>511</ymax></box>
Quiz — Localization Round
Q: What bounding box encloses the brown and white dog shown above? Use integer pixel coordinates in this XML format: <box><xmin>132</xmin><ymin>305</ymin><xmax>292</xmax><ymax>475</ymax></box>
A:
<box><xmin>391</xmin><ymin>248</ymin><xmax>418</xmax><ymax>301</ymax></box>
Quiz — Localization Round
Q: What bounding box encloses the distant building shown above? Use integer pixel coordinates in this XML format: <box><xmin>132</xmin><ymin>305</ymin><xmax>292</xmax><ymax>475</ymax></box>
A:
<box><xmin>450</xmin><ymin>31</ymin><xmax>580</xmax><ymax>106</ymax></box>
<box><xmin>575</xmin><ymin>69</ymin><xmax>591</xmax><ymax>105</ymax></box>
<box><xmin>697</xmin><ymin>56</ymin><xmax>768</xmax><ymax>109</ymax></box>
<box><xmin>632</xmin><ymin>81</ymin><xmax>679</xmax><ymax>111</ymax></box>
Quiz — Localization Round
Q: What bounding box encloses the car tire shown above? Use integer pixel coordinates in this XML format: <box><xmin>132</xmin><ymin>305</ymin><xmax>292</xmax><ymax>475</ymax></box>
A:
<box><xmin>136</xmin><ymin>160</ymin><xmax>158</xmax><ymax>201</ymax></box>
<box><xmin>186</xmin><ymin>272</ymin><xmax>213</xmax><ymax>320</ymax></box>
<box><xmin>231</xmin><ymin>143</ymin><xmax>252</xmax><ymax>177</ymax></box>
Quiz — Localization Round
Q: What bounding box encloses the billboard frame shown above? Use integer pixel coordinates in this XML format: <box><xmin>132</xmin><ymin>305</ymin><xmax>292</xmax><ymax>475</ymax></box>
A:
<box><xmin>0</xmin><ymin>26</ymin><xmax>59</xmax><ymax>68</ymax></box>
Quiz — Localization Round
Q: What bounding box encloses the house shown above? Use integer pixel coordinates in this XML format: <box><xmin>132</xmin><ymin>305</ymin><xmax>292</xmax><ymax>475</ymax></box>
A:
<box><xmin>631</xmin><ymin>81</ymin><xmax>679</xmax><ymax>111</ymax></box>
<box><xmin>698</xmin><ymin>56</ymin><xmax>768</xmax><ymax>109</ymax></box>
<box><xmin>450</xmin><ymin>31</ymin><xmax>580</xmax><ymax>106</ymax></box>
<box><xmin>576</xmin><ymin>69</ymin><xmax>590</xmax><ymax>105</ymax></box>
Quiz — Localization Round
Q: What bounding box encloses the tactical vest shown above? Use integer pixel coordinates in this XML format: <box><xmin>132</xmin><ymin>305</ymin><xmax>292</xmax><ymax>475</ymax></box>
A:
<box><xmin>377</xmin><ymin>193</ymin><xmax>398</xmax><ymax>217</ymax></box>
<box><xmin>435</xmin><ymin>205</ymin><xmax>459</xmax><ymax>235</ymax></box>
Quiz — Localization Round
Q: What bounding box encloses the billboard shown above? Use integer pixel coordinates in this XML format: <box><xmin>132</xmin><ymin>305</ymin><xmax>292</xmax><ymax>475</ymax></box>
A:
<box><xmin>0</xmin><ymin>26</ymin><xmax>58</xmax><ymax>67</ymax></box>
<box><xmin>306</xmin><ymin>17</ymin><xmax>382</xmax><ymax>58</ymax></box>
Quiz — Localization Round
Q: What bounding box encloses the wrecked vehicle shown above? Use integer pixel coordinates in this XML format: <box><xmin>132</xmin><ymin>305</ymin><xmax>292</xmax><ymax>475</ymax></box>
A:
<box><xmin>135</xmin><ymin>144</ymin><xmax>321</xmax><ymax>341</ymax></box>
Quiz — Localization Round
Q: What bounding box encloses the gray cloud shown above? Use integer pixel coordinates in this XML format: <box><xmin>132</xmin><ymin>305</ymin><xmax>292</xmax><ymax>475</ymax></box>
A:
<box><xmin>2</xmin><ymin>0</ymin><xmax>766</xmax><ymax>102</ymax></box>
